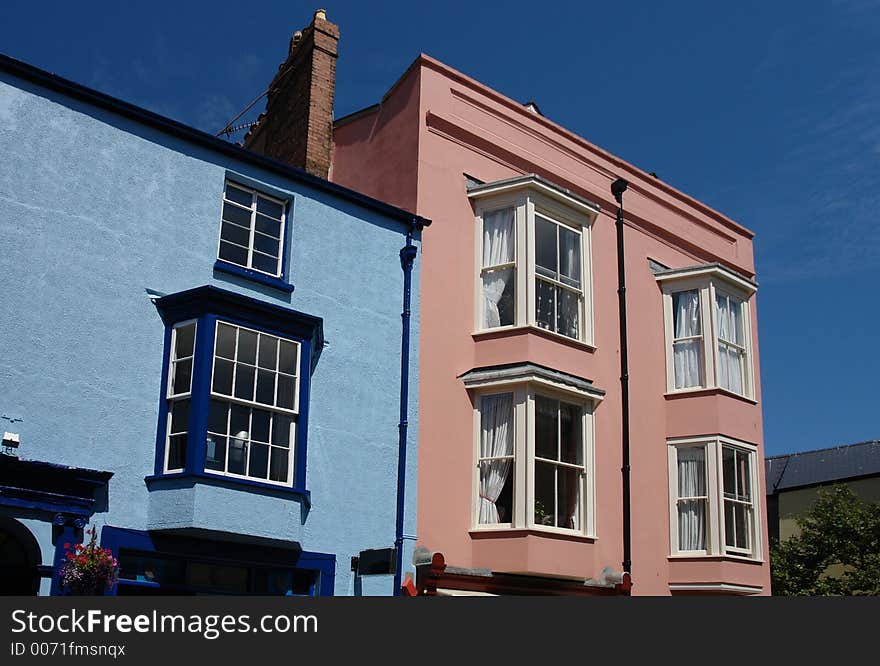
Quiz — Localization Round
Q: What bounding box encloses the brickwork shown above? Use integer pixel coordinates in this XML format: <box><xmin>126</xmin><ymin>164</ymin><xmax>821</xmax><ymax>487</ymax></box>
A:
<box><xmin>243</xmin><ymin>10</ymin><xmax>338</xmax><ymax>179</ymax></box>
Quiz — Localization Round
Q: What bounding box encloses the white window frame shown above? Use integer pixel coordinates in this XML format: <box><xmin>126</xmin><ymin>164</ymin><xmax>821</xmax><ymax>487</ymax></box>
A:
<box><xmin>164</xmin><ymin>319</ymin><xmax>197</xmax><ymax>474</ymax></box>
<box><xmin>470</xmin><ymin>179</ymin><xmax>597</xmax><ymax>346</ymax></box>
<box><xmin>218</xmin><ymin>180</ymin><xmax>287</xmax><ymax>278</ymax></box>
<box><xmin>667</xmin><ymin>436</ymin><xmax>762</xmax><ymax>560</ymax></box>
<box><xmin>469</xmin><ymin>379</ymin><xmax>598</xmax><ymax>538</ymax></box>
<box><xmin>659</xmin><ymin>269</ymin><xmax>756</xmax><ymax>400</ymax></box>
<box><xmin>205</xmin><ymin>321</ymin><xmax>300</xmax><ymax>488</ymax></box>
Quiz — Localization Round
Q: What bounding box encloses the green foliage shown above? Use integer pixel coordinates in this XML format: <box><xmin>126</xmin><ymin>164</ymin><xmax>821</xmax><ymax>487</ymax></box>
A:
<box><xmin>770</xmin><ymin>485</ymin><xmax>880</xmax><ymax>595</ymax></box>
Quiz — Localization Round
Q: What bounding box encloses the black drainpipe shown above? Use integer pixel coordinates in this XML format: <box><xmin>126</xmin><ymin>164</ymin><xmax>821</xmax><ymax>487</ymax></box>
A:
<box><xmin>394</xmin><ymin>224</ymin><xmax>419</xmax><ymax>595</ymax></box>
<box><xmin>611</xmin><ymin>177</ymin><xmax>632</xmax><ymax>577</ymax></box>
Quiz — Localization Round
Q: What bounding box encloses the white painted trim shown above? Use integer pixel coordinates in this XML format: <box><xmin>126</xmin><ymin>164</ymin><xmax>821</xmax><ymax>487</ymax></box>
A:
<box><xmin>468</xmin><ymin>175</ymin><xmax>601</xmax><ymax>220</ymax></box>
<box><xmin>669</xmin><ymin>583</ymin><xmax>763</xmax><ymax>594</ymax></box>
<box><xmin>654</xmin><ymin>264</ymin><xmax>757</xmax><ymax>295</ymax></box>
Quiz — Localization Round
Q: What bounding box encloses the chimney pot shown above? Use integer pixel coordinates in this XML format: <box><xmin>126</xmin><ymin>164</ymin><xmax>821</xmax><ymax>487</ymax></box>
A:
<box><xmin>314</xmin><ymin>9</ymin><xmax>326</xmax><ymax>20</ymax></box>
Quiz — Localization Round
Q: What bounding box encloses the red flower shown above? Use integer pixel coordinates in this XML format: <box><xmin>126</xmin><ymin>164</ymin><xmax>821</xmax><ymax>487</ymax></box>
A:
<box><xmin>63</xmin><ymin>542</ymin><xmax>71</xmax><ymax>549</ymax></box>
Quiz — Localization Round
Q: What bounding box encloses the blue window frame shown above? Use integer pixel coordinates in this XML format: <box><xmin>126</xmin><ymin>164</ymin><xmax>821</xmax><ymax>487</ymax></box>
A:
<box><xmin>100</xmin><ymin>527</ymin><xmax>335</xmax><ymax>596</ymax></box>
<box><xmin>214</xmin><ymin>177</ymin><xmax>295</xmax><ymax>293</ymax></box>
<box><xmin>150</xmin><ymin>285</ymin><xmax>322</xmax><ymax>498</ymax></box>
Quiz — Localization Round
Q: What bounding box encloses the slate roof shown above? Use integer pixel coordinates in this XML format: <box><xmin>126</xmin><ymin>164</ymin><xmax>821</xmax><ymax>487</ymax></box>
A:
<box><xmin>765</xmin><ymin>440</ymin><xmax>880</xmax><ymax>493</ymax></box>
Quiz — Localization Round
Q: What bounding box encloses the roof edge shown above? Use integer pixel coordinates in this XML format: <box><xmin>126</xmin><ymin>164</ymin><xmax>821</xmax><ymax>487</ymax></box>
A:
<box><xmin>0</xmin><ymin>52</ymin><xmax>430</xmax><ymax>230</ymax></box>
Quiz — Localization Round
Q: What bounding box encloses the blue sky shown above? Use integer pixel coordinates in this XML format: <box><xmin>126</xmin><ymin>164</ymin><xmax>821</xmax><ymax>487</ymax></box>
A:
<box><xmin>2</xmin><ymin>1</ymin><xmax>878</xmax><ymax>455</ymax></box>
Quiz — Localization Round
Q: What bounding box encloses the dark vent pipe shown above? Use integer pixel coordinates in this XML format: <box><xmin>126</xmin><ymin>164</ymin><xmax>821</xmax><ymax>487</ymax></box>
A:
<box><xmin>611</xmin><ymin>177</ymin><xmax>632</xmax><ymax>577</ymax></box>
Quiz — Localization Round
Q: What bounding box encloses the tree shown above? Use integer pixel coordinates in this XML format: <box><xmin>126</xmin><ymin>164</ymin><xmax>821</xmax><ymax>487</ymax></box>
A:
<box><xmin>771</xmin><ymin>485</ymin><xmax>880</xmax><ymax>595</ymax></box>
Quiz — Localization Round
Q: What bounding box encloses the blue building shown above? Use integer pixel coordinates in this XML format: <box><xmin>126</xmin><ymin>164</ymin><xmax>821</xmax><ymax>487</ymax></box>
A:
<box><xmin>0</xmin><ymin>50</ymin><xmax>428</xmax><ymax>596</ymax></box>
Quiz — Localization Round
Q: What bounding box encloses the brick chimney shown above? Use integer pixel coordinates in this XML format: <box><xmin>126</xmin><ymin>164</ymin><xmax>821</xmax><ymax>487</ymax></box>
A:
<box><xmin>243</xmin><ymin>9</ymin><xmax>339</xmax><ymax>179</ymax></box>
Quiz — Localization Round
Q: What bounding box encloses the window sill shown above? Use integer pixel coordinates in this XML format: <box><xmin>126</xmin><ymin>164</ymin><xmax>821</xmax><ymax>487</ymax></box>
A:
<box><xmin>664</xmin><ymin>387</ymin><xmax>758</xmax><ymax>405</ymax></box>
<box><xmin>213</xmin><ymin>260</ymin><xmax>295</xmax><ymax>294</ymax></box>
<box><xmin>145</xmin><ymin>472</ymin><xmax>311</xmax><ymax>507</ymax></box>
<box><xmin>470</xmin><ymin>527</ymin><xmax>596</xmax><ymax>543</ymax></box>
<box><xmin>668</xmin><ymin>553</ymin><xmax>765</xmax><ymax>565</ymax></box>
<box><xmin>472</xmin><ymin>325</ymin><xmax>596</xmax><ymax>352</ymax></box>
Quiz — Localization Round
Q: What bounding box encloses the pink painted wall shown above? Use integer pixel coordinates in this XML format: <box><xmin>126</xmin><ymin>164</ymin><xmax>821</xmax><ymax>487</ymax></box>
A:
<box><xmin>332</xmin><ymin>55</ymin><xmax>770</xmax><ymax>595</ymax></box>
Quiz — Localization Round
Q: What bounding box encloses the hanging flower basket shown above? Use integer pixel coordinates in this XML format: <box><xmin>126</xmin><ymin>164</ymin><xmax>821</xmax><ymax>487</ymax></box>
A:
<box><xmin>59</xmin><ymin>527</ymin><xmax>118</xmax><ymax>595</ymax></box>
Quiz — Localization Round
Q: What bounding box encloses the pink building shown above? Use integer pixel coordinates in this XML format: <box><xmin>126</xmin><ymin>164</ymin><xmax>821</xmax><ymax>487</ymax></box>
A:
<box><xmin>248</xmin><ymin>12</ymin><xmax>771</xmax><ymax>596</ymax></box>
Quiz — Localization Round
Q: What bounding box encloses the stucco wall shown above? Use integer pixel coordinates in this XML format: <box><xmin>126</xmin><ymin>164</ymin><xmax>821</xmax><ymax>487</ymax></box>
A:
<box><xmin>0</xmin><ymin>72</ymin><xmax>421</xmax><ymax>595</ymax></box>
<box><xmin>777</xmin><ymin>478</ymin><xmax>880</xmax><ymax>541</ymax></box>
<box><xmin>332</xmin><ymin>55</ymin><xmax>769</xmax><ymax>595</ymax></box>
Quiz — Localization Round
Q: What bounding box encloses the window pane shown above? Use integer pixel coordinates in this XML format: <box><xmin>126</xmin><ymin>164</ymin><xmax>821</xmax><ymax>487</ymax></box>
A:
<box><xmin>216</xmin><ymin>324</ymin><xmax>236</xmax><ymax>360</ymax></box>
<box><xmin>479</xmin><ymin>460</ymin><xmax>514</xmax><ymax>524</ymax></box>
<box><xmin>269</xmin><ymin>448</ymin><xmax>289</xmax><ymax>483</ymax></box>
<box><xmin>677</xmin><ymin>446</ymin><xmax>706</xmax><ymax>497</ymax></box>
<box><xmin>167</xmin><ymin>434</ymin><xmax>187</xmax><ymax>470</ymax></box>
<box><xmin>272</xmin><ymin>415</ymin><xmax>293</xmax><ymax>447</ymax></box>
<box><xmin>279</xmin><ymin>341</ymin><xmax>298</xmax><ymax>375</ymax></box>
<box><xmin>673</xmin><ymin>340</ymin><xmax>703</xmax><ymax>389</ymax></box>
<box><xmin>208</xmin><ymin>399</ymin><xmax>228</xmax><ymax>435</ymax></box>
<box><xmin>738</xmin><ymin>451</ymin><xmax>751</xmax><ymax>501</ymax></box>
<box><xmin>722</xmin><ymin>447</ymin><xmax>736</xmax><ymax>498</ymax></box>
<box><xmin>557</xmin><ymin>287</ymin><xmax>579</xmax><ymax>339</ymax></box>
<box><xmin>169</xmin><ymin>400</ymin><xmax>190</xmax><ymax>434</ymax></box>
<box><xmin>252</xmin><ymin>251</ymin><xmax>279</xmax><ymax>275</ymax></box>
<box><xmin>724</xmin><ymin>500</ymin><xmax>736</xmax><ymax>548</ymax></box>
<box><xmin>251</xmin><ymin>409</ymin><xmax>270</xmax><ymax>443</ymax></box>
<box><xmin>277</xmin><ymin>376</ymin><xmax>296</xmax><ymax>410</ymax></box>
<box><xmin>678</xmin><ymin>499</ymin><xmax>707</xmax><ymax>550</ymax></box>
<box><xmin>227</xmin><ymin>437</ymin><xmax>247</xmax><ymax>475</ymax></box>
<box><xmin>255</xmin><ymin>214</ymin><xmax>281</xmax><ymax>238</ymax></box>
<box><xmin>560</xmin><ymin>402</ymin><xmax>583</xmax><ymax>465</ymax></box>
<box><xmin>229</xmin><ymin>404</ymin><xmax>249</xmax><ymax>438</ymax></box>
<box><xmin>248</xmin><ymin>442</ymin><xmax>269</xmax><ymax>479</ymax></box>
<box><xmin>256</xmin><ymin>197</ymin><xmax>283</xmax><ymax>219</ymax></box>
<box><xmin>557</xmin><ymin>467</ymin><xmax>581</xmax><ymax>530</ymax></box>
<box><xmin>237</xmin><ymin>329</ymin><xmax>257</xmax><ymax>365</ymax></box>
<box><xmin>175</xmin><ymin>323</ymin><xmax>196</xmax><ymax>358</ymax></box>
<box><xmin>673</xmin><ymin>290</ymin><xmax>701</xmax><ymax>337</ymax></box>
<box><xmin>535</xmin><ymin>215</ymin><xmax>558</xmax><ymax>278</ymax></box>
<box><xmin>212</xmin><ymin>358</ymin><xmax>234</xmax><ymax>395</ymax></box>
<box><xmin>256</xmin><ymin>369</ymin><xmax>275</xmax><ymax>405</ymax></box>
<box><xmin>171</xmin><ymin>359</ymin><xmax>192</xmax><ymax>395</ymax></box>
<box><xmin>535</xmin><ymin>396</ymin><xmax>558</xmax><ymax>460</ymax></box>
<box><xmin>219</xmin><ymin>241</ymin><xmax>248</xmax><ymax>267</ymax></box>
<box><xmin>535</xmin><ymin>279</ymin><xmax>555</xmax><ymax>331</ymax></box>
<box><xmin>534</xmin><ymin>462</ymin><xmax>555</xmax><ymax>526</ymax></box>
<box><xmin>234</xmin><ymin>364</ymin><xmax>255</xmax><ymax>400</ymax></box>
<box><xmin>482</xmin><ymin>267</ymin><xmax>514</xmax><ymax>328</ymax></box>
<box><xmin>253</xmin><ymin>232</ymin><xmax>279</xmax><ymax>258</ymax></box>
<box><xmin>205</xmin><ymin>435</ymin><xmax>226</xmax><ymax>471</ymax></box>
<box><xmin>220</xmin><ymin>221</ymin><xmax>251</xmax><ymax>247</ymax></box>
<box><xmin>225</xmin><ymin>184</ymin><xmax>252</xmax><ymax>207</ymax></box>
<box><xmin>482</xmin><ymin>208</ymin><xmax>515</xmax><ymax>267</ymax></box>
<box><xmin>735</xmin><ymin>504</ymin><xmax>749</xmax><ymax>550</ymax></box>
<box><xmin>558</xmin><ymin>226</ymin><xmax>581</xmax><ymax>287</ymax></box>
<box><xmin>222</xmin><ymin>202</ymin><xmax>252</xmax><ymax>227</ymax></box>
<box><xmin>258</xmin><ymin>335</ymin><xmax>278</xmax><ymax>370</ymax></box>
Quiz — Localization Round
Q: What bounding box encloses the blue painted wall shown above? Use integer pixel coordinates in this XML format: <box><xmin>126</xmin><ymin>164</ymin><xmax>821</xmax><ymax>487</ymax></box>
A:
<box><xmin>0</xmin><ymin>71</ymin><xmax>421</xmax><ymax>595</ymax></box>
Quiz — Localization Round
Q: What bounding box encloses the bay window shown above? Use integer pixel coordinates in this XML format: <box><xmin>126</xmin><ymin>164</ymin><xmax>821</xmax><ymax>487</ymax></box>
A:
<box><xmin>469</xmin><ymin>175</ymin><xmax>599</xmax><ymax>345</ymax></box>
<box><xmin>152</xmin><ymin>285</ymin><xmax>322</xmax><ymax>495</ymax></box>
<box><xmin>463</xmin><ymin>363</ymin><xmax>603</xmax><ymax>536</ymax></box>
<box><xmin>668</xmin><ymin>437</ymin><xmax>760</xmax><ymax>558</ymax></box>
<box><xmin>658</xmin><ymin>265</ymin><xmax>756</xmax><ymax>399</ymax></box>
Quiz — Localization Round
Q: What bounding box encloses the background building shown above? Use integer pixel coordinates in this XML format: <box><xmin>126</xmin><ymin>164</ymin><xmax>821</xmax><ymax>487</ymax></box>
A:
<box><xmin>0</xmin><ymin>49</ymin><xmax>426</xmax><ymax>596</ymax></box>
<box><xmin>766</xmin><ymin>440</ymin><xmax>880</xmax><ymax>543</ymax></box>
<box><xmin>239</xmin><ymin>11</ymin><xmax>771</xmax><ymax>595</ymax></box>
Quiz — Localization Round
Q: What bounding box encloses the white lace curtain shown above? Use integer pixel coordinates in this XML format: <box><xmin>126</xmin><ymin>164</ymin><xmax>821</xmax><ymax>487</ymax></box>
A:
<box><xmin>677</xmin><ymin>446</ymin><xmax>707</xmax><ymax>551</ymax></box>
<box><xmin>482</xmin><ymin>208</ymin><xmax>515</xmax><ymax>328</ymax></box>
<box><xmin>715</xmin><ymin>294</ymin><xmax>744</xmax><ymax>394</ymax></box>
<box><xmin>479</xmin><ymin>393</ymin><xmax>514</xmax><ymax>524</ymax></box>
<box><xmin>673</xmin><ymin>290</ymin><xmax>703</xmax><ymax>388</ymax></box>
